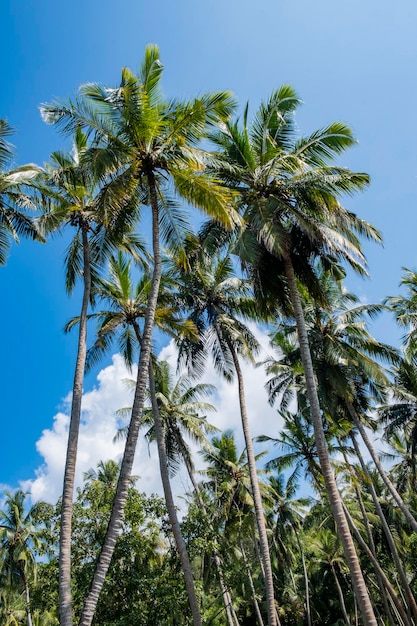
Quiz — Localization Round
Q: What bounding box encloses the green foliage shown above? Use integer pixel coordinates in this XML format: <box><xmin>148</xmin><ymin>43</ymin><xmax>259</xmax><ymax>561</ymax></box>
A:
<box><xmin>29</xmin><ymin>463</ymin><xmax>192</xmax><ymax>626</ymax></box>
<box><xmin>0</xmin><ymin>120</ymin><xmax>43</xmax><ymax>264</ymax></box>
<box><xmin>7</xmin><ymin>55</ymin><xmax>417</xmax><ymax>626</ymax></box>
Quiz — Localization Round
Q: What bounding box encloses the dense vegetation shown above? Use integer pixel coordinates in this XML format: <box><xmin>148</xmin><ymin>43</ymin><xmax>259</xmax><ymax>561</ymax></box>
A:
<box><xmin>2</xmin><ymin>45</ymin><xmax>417</xmax><ymax>626</ymax></box>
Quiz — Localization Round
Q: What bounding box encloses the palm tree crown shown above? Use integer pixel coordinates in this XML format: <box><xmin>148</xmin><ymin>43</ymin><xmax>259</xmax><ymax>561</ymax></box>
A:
<box><xmin>0</xmin><ymin>119</ymin><xmax>43</xmax><ymax>264</ymax></box>
<box><xmin>209</xmin><ymin>87</ymin><xmax>382</xmax><ymax>625</ymax></box>
<box><xmin>40</xmin><ymin>45</ymin><xmax>241</xmax><ymax>626</ymax></box>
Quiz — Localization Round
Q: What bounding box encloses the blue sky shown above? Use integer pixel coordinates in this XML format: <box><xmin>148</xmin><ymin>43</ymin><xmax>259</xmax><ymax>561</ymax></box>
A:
<box><xmin>2</xmin><ymin>0</ymin><xmax>417</xmax><ymax>495</ymax></box>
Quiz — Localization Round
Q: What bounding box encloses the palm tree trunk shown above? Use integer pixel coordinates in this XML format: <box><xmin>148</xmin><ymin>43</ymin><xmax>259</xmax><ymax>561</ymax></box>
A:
<box><xmin>185</xmin><ymin>458</ymin><xmax>240</xmax><ymax>626</ymax></box>
<box><xmin>330</xmin><ymin>562</ymin><xmax>352</xmax><ymax>626</ymax></box>
<box><xmin>342</xmin><ymin>503</ymin><xmax>411</xmax><ymax>626</ymax></box>
<box><xmin>240</xmin><ymin>541</ymin><xmax>265</xmax><ymax>626</ymax></box>
<box><xmin>350</xmin><ymin>431</ymin><xmax>417</xmax><ymax>625</ymax></box>
<box><xmin>292</xmin><ymin>523</ymin><xmax>312</xmax><ymax>626</ymax></box>
<box><xmin>60</xmin><ymin>223</ymin><xmax>91</xmax><ymax>626</ymax></box>
<box><xmin>226</xmin><ymin>337</ymin><xmax>279</xmax><ymax>626</ymax></box>
<box><xmin>79</xmin><ymin>170</ymin><xmax>162</xmax><ymax>626</ymax></box>
<box><xmin>283</xmin><ymin>254</ymin><xmax>378</xmax><ymax>626</ymax></box>
<box><xmin>148</xmin><ymin>361</ymin><xmax>203</xmax><ymax>626</ymax></box>
<box><xmin>22</xmin><ymin>571</ymin><xmax>33</xmax><ymax>626</ymax></box>
<box><xmin>339</xmin><ymin>442</ymin><xmax>394</xmax><ymax>625</ymax></box>
<box><xmin>347</xmin><ymin>402</ymin><xmax>417</xmax><ymax>534</ymax></box>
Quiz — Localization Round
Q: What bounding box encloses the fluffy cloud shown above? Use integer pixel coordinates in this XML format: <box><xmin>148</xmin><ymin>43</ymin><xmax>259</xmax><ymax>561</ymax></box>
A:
<box><xmin>160</xmin><ymin>326</ymin><xmax>282</xmax><ymax>450</ymax></box>
<box><xmin>26</xmin><ymin>355</ymin><xmax>159</xmax><ymax>503</ymax></box>
<box><xmin>24</xmin><ymin>327</ymin><xmax>283</xmax><ymax>504</ymax></box>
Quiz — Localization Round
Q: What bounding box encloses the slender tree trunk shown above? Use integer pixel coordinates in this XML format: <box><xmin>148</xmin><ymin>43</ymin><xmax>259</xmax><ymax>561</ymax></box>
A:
<box><xmin>240</xmin><ymin>542</ymin><xmax>265</xmax><ymax>626</ymax></box>
<box><xmin>347</xmin><ymin>402</ymin><xmax>417</xmax><ymax>534</ymax></box>
<box><xmin>343</xmin><ymin>503</ymin><xmax>412</xmax><ymax>626</ymax></box>
<box><xmin>148</xmin><ymin>361</ymin><xmax>203</xmax><ymax>626</ymax></box>
<box><xmin>22</xmin><ymin>571</ymin><xmax>33</xmax><ymax>626</ymax></box>
<box><xmin>339</xmin><ymin>442</ymin><xmax>394</xmax><ymax>625</ymax></box>
<box><xmin>79</xmin><ymin>170</ymin><xmax>162</xmax><ymax>626</ymax></box>
<box><xmin>330</xmin><ymin>562</ymin><xmax>352</xmax><ymax>626</ymax></box>
<box><xmin>185</xmin><ymin>459</ymin><xmax>239</xmax><ymax>626</ymax></box>
<box><xmin>283</xmin><ymin>254</ymin><xmax>378</xmax><ymax>626</ymax></box>
<box><xmin>60</xmin><ymin>223</ymin><xmax>91</xmax><ymax>626</ymax></box>
<box><xmin>213</xmin><ymin>554</ymin><xmax>240</xmax><ymax>626</ymax></box>
<box><xmin>226</xmin><ymin>337</ymin><xmax>279</xmax><ymax>626</ymax></box>
<box><xmin>350</xmin><ymin>431</ymin><xmax>417</xmax><ymax>625</ymax></box>
<box><xmin>292</xmin><ymin>523</ymin><xmax>312</xmax><ymax>626</ymax></box>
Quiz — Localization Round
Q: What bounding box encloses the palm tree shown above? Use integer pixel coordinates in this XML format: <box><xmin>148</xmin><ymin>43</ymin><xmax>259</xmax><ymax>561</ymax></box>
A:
<box><xmin>117</xmin><ymin>365</ymin><xmax>218</xmax><ymax>626</ymax></box>
<box><xmin>201</xmin><ymin>431</ymin><xmax>255</xmax><ymax>524</ymax></box>
<box><xmin>66</xmin><ymin>252</ymin><xmax>194</xmax><ymax>372</ymax></box>
<box><xmin>382</xmin><ymin>432</ymin><xmax>417</xmax><ymax>494</ymax></box>
<box><xmin>141</xmin><ymin>360</ymin><xmax>217</xmax><ymax>481</ymax></box>
<box><xmin>274</xmin><ymin>270</ymin><xmax>417</xmax><ymax>536</ymax></box>
<box><xmin>259</xmin><ymin>410</ymin><xmax>324</xmax><ymax>493</ymax></box>
<box><xmin>379</xmin><ymin>357</ymin><xmax>417</xmax><ymax>492</ymax></box>
<box><xmin>348</xmin><ymin>433</ymin><xmax>417</xmax><ymax>626</ymax></box>
<box><xmin>147</xmin><ymin>362</ymin><xmax>204</xmax><ymax>625</ymax></box>
<box><xmin>385</xmin><ymin>268</ymin><xmax>417</xmax><ymax>357</ymax></box>
<box><xmin>71</xmin><ymin>252</ymin><xmax>209</xmax><ymax>625</ymax></box>
<box><xmin>82</xmin><ymin>460</ymin><xmax>126</xmax><ymax>509</ymax></box>
<box><xmin>139</xmin><ymin>360</ymin><xmax>243</xmax><ymax>626</ymax></box>
<box><xmin>264</xmin><ymin>272</ymin><xmax>416</xmax><ymax>623</ymax></box>
<box><xmin>0</xmin><ymin>586</ymin><xmax>26</xmax><ymax>626</ymax></box>
<box><xmin>201</xmin><ymin>430</ymin><xmax>268</xmax><ymax>624</ymax></box>
<box><xmin>265</xmin><ymin>274</ymin><xmax>415</xmax><ymax>534</ymax></box>
<box><xmin>35</xmin><ymin>127</ymin><xmax>145</xmax><ymax>626</ymax></box>
<box><xmin>209</xmin><ymin>85</ymin><xmax>384</xmax><ymax>623</ymax></box>
<box><xmin>174</xmin><ymin>243</ymin><xmax>279</xmax><ymax>626</ymax></box>
<box><xmin>0</xmin><ymin>491</ymin><xmax>45</xmax><ymax>626</ymax></box>
<box><xmin>309</xmin><ymin>528</ymin><xmax>353</xmax><ymax>625</ymax></box>
<box><xmin>266</xmin><ymin>474</ymin><xmax>311</xmax><ymax>626</ymax></box>
<box><xmin>145</xmin><ymin>361</ymin><xmax>245</xmax><ymax>626</ymax></box>
<box><xmin>0</xmin><ymin>119</ymin><xmax>43</xmax><ymax>264</ymax></box>
<box><xmin>41</xmin><ymin>45</ymin><xmax>239</xmax><ymax>626</ymax></box>
<box><xmin>341</xmin><ymin>503</ymin><xmax>411</xmax><ymax>626</ymax></box>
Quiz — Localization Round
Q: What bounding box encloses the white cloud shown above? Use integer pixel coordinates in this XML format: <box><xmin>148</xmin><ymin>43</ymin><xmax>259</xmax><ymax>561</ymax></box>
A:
<box><xmin>20</xmin><ymin>326</ymin><xmax>394</xmax><ymax>510</ymax></box>
<box><xmin>25</xmin><ymin>355</ymin><xmax>160</xmax><ymax>503</ymax></box>
<box><xmin>24</xmin><ymin>327</ymin><xmax>283</xmax><ymax>505</ymax></box>
<box><xmin>159</xmin><ymin>325</ymin><xmax>283</xmax><ymax>465</ymax></box>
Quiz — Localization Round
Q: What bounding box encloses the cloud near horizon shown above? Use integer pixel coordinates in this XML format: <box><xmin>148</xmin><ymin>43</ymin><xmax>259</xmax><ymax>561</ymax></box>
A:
<box><xmin>23</xmin><ymin>327</ymin><xmax>283</xmax><ymax>504</ymax></box>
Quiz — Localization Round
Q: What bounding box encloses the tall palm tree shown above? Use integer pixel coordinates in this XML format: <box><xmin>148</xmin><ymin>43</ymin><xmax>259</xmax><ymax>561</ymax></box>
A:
<box><xmin>266</xmin><ymin>474</ymin><xmax>311</xmax><ymax>626</ymax></box>
<box><xmin>264</xmin><ymin>272</ymin><xmax>417</xmax><ymax>623</ymax></box>
<box><xmin>382</xmin><ymin>432</ymin><xmax>417</xmax><ymax>494</ymax></box>
<box><xmin>117</xmin><ymin>367</ymin><xmax>217</xmax><ymax>626</ymax></box>
<box><xmin>174</xmin><ymin>244</ymin><xmax>279</xmax><ymax>626</ymax></box>
<box><xmin>36</xmin><ymin>127</ymin><xmax>145</xmax><ymax>626</ymax></box>
<box><xmin>209</xmin><ymin>87</ymin><xmax>384</xmax><ymax>624</ymax></box>
<box><xmin>348</xmin><ymin>432</ymin><xmax>417</xmax><ymax>626</ymax></box>
<box><xmin>70</xmin><ymin>252</ymin><xmax>209</xmax><ymax>625</ymax></box>
<box><xmin>144</xmin><ymin>361</ymin><xmax>244</xmax><ymax>626</ymax></box>
<box><xmin>0</xmin><ymin>491</ymin><xmax>45</xmax><ymax>626</ymax></box>
<box><xmin>41</xmin><ymin>45</ymin><xmax>239</xmax><ymax>626</ymax></box>
<box><xmin>147</xmin><ymin>362</ymin><xmax>204</xmax><ymax>625</ymax></box>
<box><xmin>0</xmin><ymin>119</ymin><xmax>43</xmax><ymax>264</ymax></box>
<box><xmin>66</xmin><ymin>252</ymin><xmax>194</xmax><ymax>372</ymax></box>
<box><xmin>139</xmin><ymin>360</ymin><xmax>241</xmax><ymax>626</ymax></box>
<box><xmin>201</xmin><ymin>430</ymin><xmax>268</xmax><ymax>623</ymax></box>
<box><xmin>265</xmin><ymin>272</ymin><xmax>411</xmax><ymax>524</ymax></box>
<box><xmin>269</xmin><ymin>270</ymin><xmax>417</xmax><ymax>538</ymax></box>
